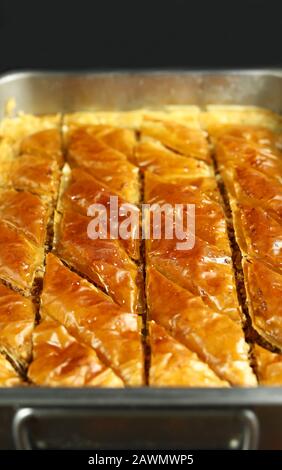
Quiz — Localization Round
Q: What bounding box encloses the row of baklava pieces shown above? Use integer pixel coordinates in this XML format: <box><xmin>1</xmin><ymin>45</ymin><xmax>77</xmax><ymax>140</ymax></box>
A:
<box><xmin>0</xmin><ymin>118</ymin><xmax>280</xmax><ymax>386</ymax></box>
<box><xmin>0</xmin><ymin>251</ymin><xmax>280</xmax><ymax>388</ymax></box>
<box><xmin>210</xmin><ymin>124</ymin><xmax>282</xmax><ymax>385</ymax></box>
<box><xmin>0</xmin><ymin>127</ymin><xmax>64</xmax><ymax>384</ymax></box>
<box><xmin>211</xmin><ymin>125</ymin><xmax>282</xmax><ymax>351</ymax></box>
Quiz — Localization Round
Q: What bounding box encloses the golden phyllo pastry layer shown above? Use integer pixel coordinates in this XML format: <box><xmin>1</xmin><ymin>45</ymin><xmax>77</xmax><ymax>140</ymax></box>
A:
<box><xmin>1</xmin><ymin>105</ymin><xmax>281</xmax><ymax>387</ymax></box>
<box><xmin>0</xmin><ymin>353</ymin><xmax>23</xmax><ymax>387</ymax></box>
<box><xmin>28</xmin><ymin>316</ymin><xmax>124</xmax><ymax>387</ymax></box>
<box><xmin>0</xmin><ymin>282</ymin><xmax>35</xmax><ymax>369</ymax></box>
<box><xmin>149</xmin><ymin>321</ymin><xmax>229</xmax><ymax>387</ymax></box>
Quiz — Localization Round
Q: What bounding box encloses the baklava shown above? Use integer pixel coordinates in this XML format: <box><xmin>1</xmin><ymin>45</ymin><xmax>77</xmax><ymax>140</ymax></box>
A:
<box><xmin>0</xmin><ymin>105</ymin><xmax>281</xmax><ymax>387</ymax></box>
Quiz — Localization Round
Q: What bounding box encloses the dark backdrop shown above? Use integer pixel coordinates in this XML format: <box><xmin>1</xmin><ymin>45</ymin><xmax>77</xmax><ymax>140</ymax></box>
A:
<box><xmin>0</xmin><ymin>0</ymin><xmax>281</xmax><ymax>72</ymax></box>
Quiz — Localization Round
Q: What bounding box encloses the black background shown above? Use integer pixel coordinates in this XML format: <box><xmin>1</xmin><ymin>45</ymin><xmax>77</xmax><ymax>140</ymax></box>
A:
<box><xmin>0</xmin><ymin>0</ymin><xmax>281</xmax><ymax>72</ymax></box>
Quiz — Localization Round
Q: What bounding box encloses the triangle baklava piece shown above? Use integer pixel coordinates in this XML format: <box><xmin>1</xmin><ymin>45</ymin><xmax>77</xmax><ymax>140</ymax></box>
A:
<box><xmin>149</xmin><ymin>321</ymin><xmax>229</xmax><ymax>387</ymax></box>
<box><xmin>147</xmin><ymin>267</ymin><xmax>256</xmax><ymax>386</ymax></box>
<box><xmin>20</xmin><ymin>129</ymin><xmax>63</xmax><ymax>166</ymax></box>
<box><xmin>140</xmin><ymin>118</ymin><xmax>211</xmax><ymax>163</ymax></box>
<box><xmin>28</xmin><ymin>316</ymin><xmax>124</xmax><ymax>387</ymax></box>
<box><xmin>61</xmin><ymin>167</ymin><xmax>140</xmax><ymax>261</ymax></box>
<box><xmin>134</xmin><ymin>139</ymin><xmax>211</xmax><ymax>180</ymax></box>
<box><xmin>66</xmin><ymin>127</ymin><xmax>139</xmax><ymax>204</ymax></box>
<box><xmin>147</xmin><ymin>236</ymin><xmax>240</xmax><ymax>323</ymax></box>
<box><xmin>54</xmin><ymin>208</ymin><xmax>142</xmax><ymax>314</ymax></box>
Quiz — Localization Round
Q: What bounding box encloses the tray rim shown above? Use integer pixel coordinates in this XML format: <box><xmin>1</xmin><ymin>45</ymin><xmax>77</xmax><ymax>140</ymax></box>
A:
<box><xmin>0</xmin><ymin>387</ymin><xmax>282</xmax><ymax>407</ymax></box>
<box><xmin>1</xmin><ymin>67</ymin><xmax>282</xmax><ymax>85</ymax></box>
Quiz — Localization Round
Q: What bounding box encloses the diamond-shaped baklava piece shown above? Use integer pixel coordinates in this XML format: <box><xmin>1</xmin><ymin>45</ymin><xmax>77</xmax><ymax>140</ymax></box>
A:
<box><xmin>28</xmin><ymin>316</ymin><xmax>124</xmax><ymax>387</ymax></box>
<box><xmin>41</xmin><ymin>254</ymin><xmax>144</xmax><ymax>386</ymax></box>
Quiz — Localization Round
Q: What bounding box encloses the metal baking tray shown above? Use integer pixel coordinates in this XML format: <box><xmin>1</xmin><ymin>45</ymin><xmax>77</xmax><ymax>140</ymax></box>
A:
<box><xmin>0</xmin><ymin>70</ymin><xmax>282</xmax><ymax>450</ymax></box>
